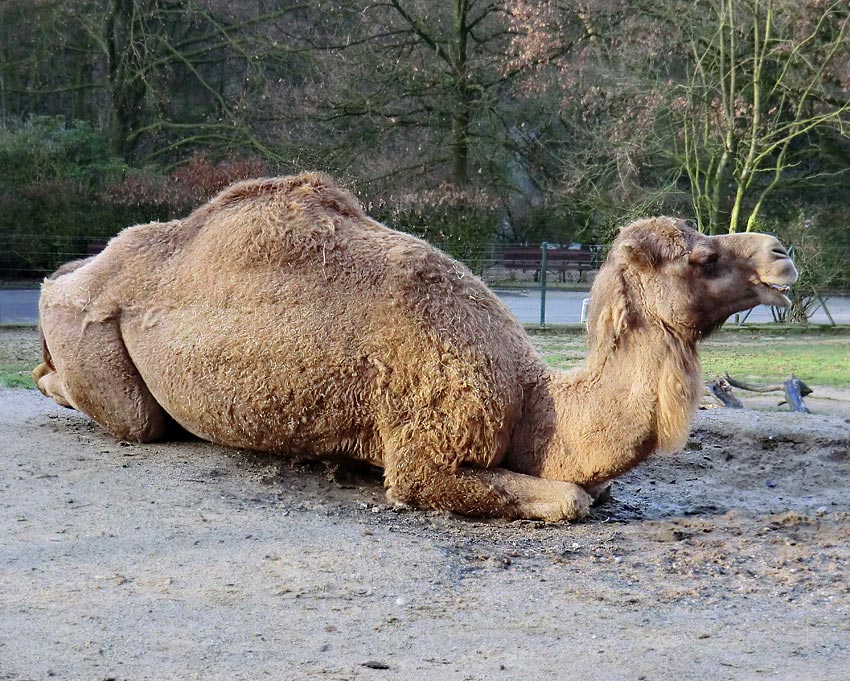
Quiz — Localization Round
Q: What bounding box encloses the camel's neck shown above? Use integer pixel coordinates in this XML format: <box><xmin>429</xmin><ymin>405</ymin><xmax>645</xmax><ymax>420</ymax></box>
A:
<box><xmin>510</xmin><ymin>323</ymin><xmax>702</xmax><ymax>486</ymax></box>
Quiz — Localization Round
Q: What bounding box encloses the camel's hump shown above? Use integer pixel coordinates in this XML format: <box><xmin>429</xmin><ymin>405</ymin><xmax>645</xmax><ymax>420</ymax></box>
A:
<box><xmin>195</xmin><ymin>172</ymin><xmax>366</xmax><ymax>222</ymax></box>
<box><xmin>172</xmin><ymin>172</ymin><xmax>384</xmax><ymax>269</ymax></box>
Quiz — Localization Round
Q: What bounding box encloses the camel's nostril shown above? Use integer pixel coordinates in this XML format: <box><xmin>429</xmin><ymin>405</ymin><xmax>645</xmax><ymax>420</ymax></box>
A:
<box><xmin>772</xmin><ymin>246</ymin><xmax>789</xmax><ymax>258</ymax></box>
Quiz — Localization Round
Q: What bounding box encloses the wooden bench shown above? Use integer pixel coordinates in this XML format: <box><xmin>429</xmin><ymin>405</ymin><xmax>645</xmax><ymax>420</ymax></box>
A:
<box><xmin>501</xmin><ymin>246</ymin><xmax>596</xmax><ymax>282</ymax></box>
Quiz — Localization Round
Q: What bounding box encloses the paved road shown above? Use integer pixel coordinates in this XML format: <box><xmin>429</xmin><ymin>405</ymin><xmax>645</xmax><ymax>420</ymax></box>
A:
<box><xmin>0</xmin><ymin>289</ymin><xmax>41</xmax><ymax>325</ymax></box>
<box><xmin>2</xmin><ymin>287</ymin><xmax>848</xmax><ymax>326</ymax></box>
<box><xmin>494</xmin><ymin>288</ymin><xmax>850</xmax><ymax>325</ymax></box>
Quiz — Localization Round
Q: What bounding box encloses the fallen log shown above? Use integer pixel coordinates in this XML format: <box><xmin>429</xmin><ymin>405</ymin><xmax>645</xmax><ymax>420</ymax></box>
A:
<box><xmin>720</xmin><ymin>372</ymin><xmax>812</xmax><ymax>413</ymax></box>
<box><xmin>722</xmin><ymin>372</ymin><xmax>812</xmax><ymax>397</ymax></box>
<box><xmin>706</xmin><ymin>376</ymin><xmax>743</xmax><ymax>408</ymax></box>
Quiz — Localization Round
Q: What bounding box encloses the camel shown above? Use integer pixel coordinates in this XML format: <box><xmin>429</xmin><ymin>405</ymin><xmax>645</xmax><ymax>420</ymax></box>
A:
<box><xmin>33</xmin><ymin>173</ymin><xmax>798</xmax><ymax>521</ymax></box>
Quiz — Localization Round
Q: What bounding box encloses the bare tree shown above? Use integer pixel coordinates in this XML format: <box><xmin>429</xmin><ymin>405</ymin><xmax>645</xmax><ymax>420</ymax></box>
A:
<box><xmin>673</xmin><ymin>0</ymin><xmax>850</xmax><ymax>233</ymax></box>
<box><xmin>305</xmin><ymin>0</ymin><xmax>516</xmax><ymax>188</ymax></box>
<box><xmin>1</xmin><ymin>0</ymin><xmax>311</xmax><ymax>163</ymax></box>
<box><xmin>501</xmin><ymin>0</ymin><xmax>684</xmax><ymax>235</ymax></box>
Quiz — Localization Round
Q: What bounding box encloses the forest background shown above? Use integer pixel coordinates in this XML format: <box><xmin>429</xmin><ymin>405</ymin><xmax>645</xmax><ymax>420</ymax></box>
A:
<box><xmin>1</xmin><ymin>0</ymin><xmax>848</xmax><ymax>303</ymax></box>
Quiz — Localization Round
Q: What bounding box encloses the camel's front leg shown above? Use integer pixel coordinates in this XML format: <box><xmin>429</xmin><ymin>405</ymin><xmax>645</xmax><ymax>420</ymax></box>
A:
<box><xmin>471</xmin><ymin>468</ymin><xmax>593</xmax><ymax>521</ymax></box>
<box><xmin>383</xmin><ymin>439</ymin><xmax>592</xmax><ymax>522</ymax></box>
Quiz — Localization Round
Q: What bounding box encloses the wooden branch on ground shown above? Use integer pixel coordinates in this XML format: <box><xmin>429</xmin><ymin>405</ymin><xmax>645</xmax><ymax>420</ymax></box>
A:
<box><xmin>706</xmin><ymin>376</ymin><xmax>743</xmax><ymax>408</ymax></box>
<box><xmin>722</xmin><ymin>372</ymin><xmax>812</xmax><ymax>396</ymax></box>
<box><xmin>716</xmin><ymin>372</ymin><xmax>812</xmax><ymax>414</ymax></box>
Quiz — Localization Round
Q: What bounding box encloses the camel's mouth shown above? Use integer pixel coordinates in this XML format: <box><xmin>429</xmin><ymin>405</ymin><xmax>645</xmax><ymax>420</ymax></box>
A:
<box><xmin>759</xmin><ymin>280</ymin><xmax>793</xmax><ymax>306</ymax></box>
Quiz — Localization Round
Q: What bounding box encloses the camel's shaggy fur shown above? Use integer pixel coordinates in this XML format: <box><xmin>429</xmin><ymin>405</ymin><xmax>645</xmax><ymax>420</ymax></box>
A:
<box><xmin>34</xmin><ymin>173</ymin><xmax>798</xmax><ymax>520</ymax></box>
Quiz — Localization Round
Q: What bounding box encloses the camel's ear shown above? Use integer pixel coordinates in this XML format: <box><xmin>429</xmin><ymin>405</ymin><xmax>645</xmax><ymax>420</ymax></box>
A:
<box><xmin>687</xmin><ymin>242</ymin><xmax>718</xmax><ymax>266</ymax></box>
<box><xmin>619</xmin><ymin>236</ymin><xmax>658</xmax><ymax>271</ymax></box>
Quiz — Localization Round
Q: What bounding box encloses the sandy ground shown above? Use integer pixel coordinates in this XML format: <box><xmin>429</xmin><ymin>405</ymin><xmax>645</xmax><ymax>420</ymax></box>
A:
<box><xmin>2</xmin><ymin>329</ymin><xmax>850</xmax><ymax>680</ymax></box>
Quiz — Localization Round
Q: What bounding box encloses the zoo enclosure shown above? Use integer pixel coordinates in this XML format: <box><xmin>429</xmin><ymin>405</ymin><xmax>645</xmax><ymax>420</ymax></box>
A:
<box><xmin>0</xmin><ymin>232</ymin><xmax>606</xmax><ymax>284</ymax></box>
<box><xmin>1</xmin><ymin>233</ymin><xmax>848</xmax><ymax>326</ymax></box>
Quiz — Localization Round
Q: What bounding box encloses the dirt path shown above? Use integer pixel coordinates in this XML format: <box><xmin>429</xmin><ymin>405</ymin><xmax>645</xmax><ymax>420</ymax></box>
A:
<box><xmin>2</xmin><ymin>386</ymin><xmax>849</xmax><ymax>680</ymax></box>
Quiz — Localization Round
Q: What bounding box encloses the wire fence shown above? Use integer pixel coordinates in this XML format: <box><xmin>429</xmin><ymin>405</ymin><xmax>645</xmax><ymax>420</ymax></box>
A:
<box><xmin>0</xmin><ymin>233</ymin><xmax>609</xmax><ymax>284</ymax></box>
<box><xmin>2</xmin><ymin>232</ymin><xmax>849</xmax><ymax>297</ymax></box>
<box><xmin>1</xmin><ymin>233</ymin><xmax>112</xmax><ymax>282</ymax></box>
<box><xmin>2</xmin><ymin>236</ymin><xmax>849</xmax><ymax>326</ymax></box>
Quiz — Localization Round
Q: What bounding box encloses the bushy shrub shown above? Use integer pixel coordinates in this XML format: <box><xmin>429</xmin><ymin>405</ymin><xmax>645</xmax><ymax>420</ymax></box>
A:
<box><xmin>107</xmin><ymin>154</ymin><xmax>268</xmax><ymax>215</ymax></box>
<box><xmin>0</xmin><ymin>117</ymin><xmax>131</xmax><ymax>277</ymax></box>
<box><xmin>0</xmin><ymin>116</ymin><xmax>127</xmax><ymax>191</ymax></box>
<box><xmin>770</xmin><ymin>209</ymin><xmax>850</xmax><ymax>323</ymax></box>
<box><xmin>369</xmin><ymin>184</ymin><xmax>501</xmax><ymax>273</ymax></box>
<box><xmin>0</xmin><ymin>119</ymin><xmax>267</xmax><ymax>279</ymax></box>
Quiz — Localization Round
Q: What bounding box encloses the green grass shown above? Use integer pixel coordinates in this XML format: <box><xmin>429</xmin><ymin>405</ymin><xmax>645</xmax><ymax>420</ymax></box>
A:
<box><xmin>528</xmin><ymin>328</ymin><xmax>850</xmax><ymax>388</ymax></box>
<box><xmin>1</xmin><ymin>326</ymin><xmax>848</xmax><ymax>389</ymax></box>
<box><xmin>700</xmin><ymin>336</ymin><xmax>850</xmax><ymax>388</ymax></box>
<box><xmin>0</xmin><ymin>328</ymin><xmax>41</xmax><ymax>389</ymax></box>
<box><xmin>0</xmin><ymin>365</ymin><xmax>35</xmax><ymax>388</ymax></box>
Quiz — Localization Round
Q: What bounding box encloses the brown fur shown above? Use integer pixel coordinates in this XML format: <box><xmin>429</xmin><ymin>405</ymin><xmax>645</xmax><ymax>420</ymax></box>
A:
<box><xmin>33</xmin><ymin>256</ymin><xmax>96</xmax><ymax>382</ymax></box>
<box><xmin>33</xmin><ymin>174</ymin><xmax>798</xmax><ymax>520</ymax></box>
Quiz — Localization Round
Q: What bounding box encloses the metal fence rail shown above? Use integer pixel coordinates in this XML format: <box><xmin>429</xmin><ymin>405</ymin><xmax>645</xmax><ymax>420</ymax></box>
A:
<box><xmin>2</xmin><ymin>232</ymin><xmax>848</xmax><ymax>284</ymax></box>
<box><xmin>0</xmin><ymin>233</ymin><xmax>110</xmax><ymax>280</ymax></box>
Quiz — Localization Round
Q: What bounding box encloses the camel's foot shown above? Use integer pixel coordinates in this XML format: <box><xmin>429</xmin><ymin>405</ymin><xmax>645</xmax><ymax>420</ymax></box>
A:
<box><xmin>32</xmin><ymin>361</ymin><xmax>49</xmax><ymax>385</ymax></box>
<box><xmin>512</xmin><ymin>480</ymin><xmax>593</xmax><ymax>522</ymax></box>
<box><xmin>32</xmin><ymin>363</ymin><xmax>74</xmax><ymax>408</ymax></box>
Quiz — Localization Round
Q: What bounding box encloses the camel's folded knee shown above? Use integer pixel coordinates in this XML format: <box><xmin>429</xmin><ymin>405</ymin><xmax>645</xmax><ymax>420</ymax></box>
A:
<box><xmin>32</xmin><ymin>362</ymin><xmax>50</xmax><ymax>384</ymax></box>
<box><xmin>32</xmin><ymin>364</ymin><xmax>74</xmax><ymax>408</ymax></box>
<box><xmin>111</xmin><ymin>423</ymin><xmax>165</xmax><ymax>443</ymax></box>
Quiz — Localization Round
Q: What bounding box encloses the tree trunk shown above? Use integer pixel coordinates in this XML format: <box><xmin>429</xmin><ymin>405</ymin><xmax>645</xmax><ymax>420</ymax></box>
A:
<box><xmin>450</xmin><ymin>0</ymin><xmax>470</xmax><ymax>186</ymax></box>
<box><xmin>106</xmin><ymin>0</ymin><xmax>151</xmax><ymax>162</ymax></box>
<box><xmin>451</xmin><ymin>91</ymin><xmax>470</xmax><ymax>186</ymax></box>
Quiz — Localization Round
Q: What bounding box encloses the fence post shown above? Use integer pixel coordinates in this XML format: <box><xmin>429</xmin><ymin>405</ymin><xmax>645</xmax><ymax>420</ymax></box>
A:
<box><xmin>539</xmin><ymin>242</ymin><xmax>548</xmax><ymax>326</ymax></box>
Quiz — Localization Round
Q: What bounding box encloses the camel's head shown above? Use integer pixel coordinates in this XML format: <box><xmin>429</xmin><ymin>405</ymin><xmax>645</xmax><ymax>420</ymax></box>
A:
<box><xmin>590</xmin><ymin>217</ymin><xmax>798</xmax><ymax>341</ymax></box>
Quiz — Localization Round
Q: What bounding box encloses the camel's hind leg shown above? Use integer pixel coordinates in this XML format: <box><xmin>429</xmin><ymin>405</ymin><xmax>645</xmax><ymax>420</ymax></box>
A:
<box><xmin>382</xmin><ymin>429</ymin><xmax>592</xmax><ymax>522</ymax></box>
<box><xmin>33</xmin><ymin>361</ymin><xmax>73</xmax><ymax>408</ymax></box>
<box><xmin>36</xmin><ymin>306</ymin><xmax>167</xmax><ymax>442</ymax></box>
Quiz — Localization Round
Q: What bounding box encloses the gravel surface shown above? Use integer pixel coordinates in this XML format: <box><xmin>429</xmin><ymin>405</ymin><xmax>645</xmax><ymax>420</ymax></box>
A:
<box><xmin>2</xmin><ymin>326</ymin><xmax>850</xmax><ymax>680</ymax></box>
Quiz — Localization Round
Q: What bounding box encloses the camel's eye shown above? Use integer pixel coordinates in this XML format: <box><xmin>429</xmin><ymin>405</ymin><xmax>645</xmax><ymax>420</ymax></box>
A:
<box><xmin>699</xmin><ymin>258</ymin><xmax>718</xmax><ymax>276</ymax></box>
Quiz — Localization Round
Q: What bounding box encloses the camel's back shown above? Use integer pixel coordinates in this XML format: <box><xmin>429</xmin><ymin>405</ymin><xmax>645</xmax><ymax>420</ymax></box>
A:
<box><xmin>140</xmin><ymin>174</ymin><xmax>516</xmax><ymax>332</ymax></box>
<box><xmin>163</xmin><ymin>175</ymin><xmax>459</xmax><ymax>298</ymax></box>
<box><xmin>94</xmin><ymin>174</ymin><xmax>539</xmax><ymax>463</ymax></box>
